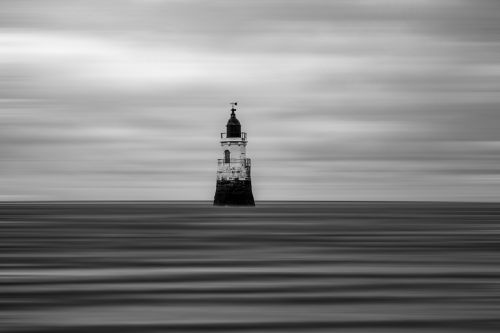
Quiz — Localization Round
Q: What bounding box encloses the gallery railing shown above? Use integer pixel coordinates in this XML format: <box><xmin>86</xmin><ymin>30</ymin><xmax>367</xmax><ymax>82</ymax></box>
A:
<box><xmin>217</xmin><ymin>158</ymin><xmax>251</xmax><ymax>167</ymax></box>
<box><xmin>220</xmin><ymin>132</ymin><xmax>247</xmax><ymax>140</ymax></box>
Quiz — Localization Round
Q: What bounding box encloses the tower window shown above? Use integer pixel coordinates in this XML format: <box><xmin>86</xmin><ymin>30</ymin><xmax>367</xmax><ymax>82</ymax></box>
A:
<box><xmin>224</xmin><ymin>150</ymin><xmax>230</xmax><ymax>163</ymax></box>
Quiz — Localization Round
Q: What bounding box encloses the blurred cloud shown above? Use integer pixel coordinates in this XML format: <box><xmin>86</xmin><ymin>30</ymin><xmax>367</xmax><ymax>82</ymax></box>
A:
<box><xmin>1</xmin><ymin>0</ymin><xmax>499</xmax><ymax>201</ymax></box>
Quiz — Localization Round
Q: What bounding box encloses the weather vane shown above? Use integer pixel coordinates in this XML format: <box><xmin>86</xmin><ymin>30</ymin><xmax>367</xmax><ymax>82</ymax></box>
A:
<box><xmin>230</xmin><ymin>102</ymin><xmax>238</xmax><ymax>115</ymax></box>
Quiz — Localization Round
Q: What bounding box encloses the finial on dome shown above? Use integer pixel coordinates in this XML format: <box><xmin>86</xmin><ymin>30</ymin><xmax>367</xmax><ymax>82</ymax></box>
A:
<box><xmin>230</xmin><ymin>102</ymin><xmax>238</xmax><ymax>116</ymax></box>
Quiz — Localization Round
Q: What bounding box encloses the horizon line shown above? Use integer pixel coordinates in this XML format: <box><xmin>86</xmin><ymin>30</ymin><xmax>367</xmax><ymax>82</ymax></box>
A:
<box><xmin>1</xmin><ymin>200</ymin><xmax>499</xmax><ymax>204</ymax></box>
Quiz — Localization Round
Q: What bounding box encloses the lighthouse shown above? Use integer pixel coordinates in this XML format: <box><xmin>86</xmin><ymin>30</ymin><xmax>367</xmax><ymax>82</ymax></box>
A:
<box><xmin>213</xmin><ymin>103</ymin><xmax>255</xmax><ymax>206</ymax></box>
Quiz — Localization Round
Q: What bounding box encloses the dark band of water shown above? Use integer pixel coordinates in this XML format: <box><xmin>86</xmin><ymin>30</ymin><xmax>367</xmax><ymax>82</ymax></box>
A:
<box><xmin>1</xmin><ymin>202</ymin><xmax>500</xmax><ymax>332</ymax></box>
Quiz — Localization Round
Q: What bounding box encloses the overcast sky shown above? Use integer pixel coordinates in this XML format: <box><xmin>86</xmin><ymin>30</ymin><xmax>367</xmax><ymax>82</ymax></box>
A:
<box><xmin>1</xmin><ymin>0</ymin><xmax>500</xmax><ymax>201</ymax></box>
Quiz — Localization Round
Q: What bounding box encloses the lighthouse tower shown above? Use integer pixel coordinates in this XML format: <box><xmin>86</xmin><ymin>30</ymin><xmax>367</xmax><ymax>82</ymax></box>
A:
<box><xmin>213</xmin><ymin>103</ymin><xmax>255</xmax><ymax>206</ymax></box>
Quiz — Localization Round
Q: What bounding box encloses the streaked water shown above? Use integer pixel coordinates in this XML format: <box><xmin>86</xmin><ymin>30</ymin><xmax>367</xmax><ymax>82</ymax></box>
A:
<box><xmin>1</xmin><ymin>201</ymin><xmax>500</xmax><ymax>332</ymax></box>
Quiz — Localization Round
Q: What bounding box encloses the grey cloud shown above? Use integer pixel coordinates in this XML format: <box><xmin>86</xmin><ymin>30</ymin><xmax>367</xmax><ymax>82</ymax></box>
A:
<box><xmin>1</xmin><ymin>0</ymin><xmax>500</xmax><ymax>200</ymax></box>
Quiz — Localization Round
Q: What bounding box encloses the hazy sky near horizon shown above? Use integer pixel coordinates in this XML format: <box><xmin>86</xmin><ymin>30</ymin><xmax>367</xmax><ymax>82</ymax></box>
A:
<box><xmin>1</xmin><ymin>0</ymin><xmax>500</xmax><ymax>201</ymax></box>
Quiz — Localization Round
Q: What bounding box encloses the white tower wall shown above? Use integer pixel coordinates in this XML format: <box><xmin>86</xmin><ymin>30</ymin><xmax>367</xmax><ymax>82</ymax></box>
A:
<box><xmin>217</xmin><ymin>135</ymin><xmax>251</xmax><ymax>181</ymax></box>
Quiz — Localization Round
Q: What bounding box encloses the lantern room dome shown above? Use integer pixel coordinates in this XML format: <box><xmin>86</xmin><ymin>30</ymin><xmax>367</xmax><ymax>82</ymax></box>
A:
<box><xmin>226</xmin><ymin>106</ymin><xmax>241</xmax><ymax>138</ymax></box>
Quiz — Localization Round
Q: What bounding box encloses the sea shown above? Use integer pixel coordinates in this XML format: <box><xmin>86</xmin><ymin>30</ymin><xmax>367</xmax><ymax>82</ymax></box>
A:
<box><xmin>1</xmin><ymin>201</ymin><xmax>500</xmax><ymax>332</ymax></box>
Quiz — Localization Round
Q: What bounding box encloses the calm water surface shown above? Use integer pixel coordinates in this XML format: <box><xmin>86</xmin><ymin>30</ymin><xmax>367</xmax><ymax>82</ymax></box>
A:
<box><xmin>1</xmin><ymin>201</ymin><xmax>500</xmax><ymax>332</ymax></box>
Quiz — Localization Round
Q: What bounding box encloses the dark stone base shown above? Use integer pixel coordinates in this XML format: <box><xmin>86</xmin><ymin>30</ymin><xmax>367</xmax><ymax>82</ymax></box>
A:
<box><xmin>214</xmin><ymin>179</ymin><xmax>255</xmax><ymax>206</ymax></box>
